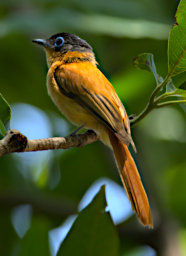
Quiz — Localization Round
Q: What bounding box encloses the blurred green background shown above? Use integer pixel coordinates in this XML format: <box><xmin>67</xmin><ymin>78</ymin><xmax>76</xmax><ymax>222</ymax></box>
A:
<box><xmin>0</xmin><ymin>0</ymin><xmax>186</xmax><ymax>255</ymax></box>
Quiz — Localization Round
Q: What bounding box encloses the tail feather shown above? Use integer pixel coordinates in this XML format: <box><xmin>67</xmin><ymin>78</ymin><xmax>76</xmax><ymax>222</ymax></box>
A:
<box><xmin>109</xmin><ymin>131</ymin><xmax>153</xmax><ymax>227</ymax></box>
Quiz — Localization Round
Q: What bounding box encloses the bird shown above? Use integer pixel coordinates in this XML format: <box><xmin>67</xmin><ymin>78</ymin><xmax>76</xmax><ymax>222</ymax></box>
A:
<box><xmin>32</xmin><ymin>32</ymin><xmax>153</xmax><ymax>227</ymax></box>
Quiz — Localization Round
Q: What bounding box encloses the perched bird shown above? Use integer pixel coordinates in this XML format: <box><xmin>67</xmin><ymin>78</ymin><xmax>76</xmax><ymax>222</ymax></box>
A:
<box><xmin>33</xmin><ymin>33</ymin><xmax>153</xmax><ymax>227</ymax></box>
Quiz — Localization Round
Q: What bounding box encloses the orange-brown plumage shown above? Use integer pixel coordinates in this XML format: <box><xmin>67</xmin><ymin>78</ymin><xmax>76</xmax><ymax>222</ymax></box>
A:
<box><xmin>33</xmin><ymin>32</ymin><xmax>153</xmax><ymax>227</ymax></box>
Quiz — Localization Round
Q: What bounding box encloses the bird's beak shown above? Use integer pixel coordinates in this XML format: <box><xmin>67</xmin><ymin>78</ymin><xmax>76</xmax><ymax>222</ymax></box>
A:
<box><xmin>32</xmin><ymin>38</ymin><xmax>48</xmax><ymax>47</ymax></box>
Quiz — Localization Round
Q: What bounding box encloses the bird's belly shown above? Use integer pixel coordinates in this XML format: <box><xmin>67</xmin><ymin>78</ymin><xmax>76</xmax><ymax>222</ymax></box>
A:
<box><xmin>47</xmin><ymin>77</ymin><xmax>111</xmax><ymax>147</ymax></box>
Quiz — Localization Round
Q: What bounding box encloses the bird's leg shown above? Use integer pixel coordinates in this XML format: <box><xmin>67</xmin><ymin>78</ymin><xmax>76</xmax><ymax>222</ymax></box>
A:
<box><xmin>129</xmin><ymin>114</ymin><xmax>136</xmax><ymax>121</ymax></box>
<box><xmin>69</xmin><ymin>124</ymin><xmax>85</xmax><ymax>136</ymax></box>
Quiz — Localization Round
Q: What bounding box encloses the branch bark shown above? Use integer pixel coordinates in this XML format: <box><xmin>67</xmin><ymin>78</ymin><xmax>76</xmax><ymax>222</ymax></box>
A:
<box><xmin>0</xmin><ymin>129</ymin><xmax>99</xmax><ymax>157</ymax></box>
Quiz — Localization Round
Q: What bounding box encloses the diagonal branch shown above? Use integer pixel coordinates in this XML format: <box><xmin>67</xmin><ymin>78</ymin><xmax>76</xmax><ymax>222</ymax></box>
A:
<box><xmin>130</xmin><ymin>74</ymin><xmax>174</xmax><ymax>127</ymax></box>
<box><xmin>0</xmin><ymin>129</ymin><xmax>99</xmax><ymax>157</ymax></box>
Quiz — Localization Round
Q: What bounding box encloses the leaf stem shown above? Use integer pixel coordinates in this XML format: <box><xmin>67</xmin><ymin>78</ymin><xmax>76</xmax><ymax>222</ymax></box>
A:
<box><xmin>130</xmin><ymin>102</ymin><xmax>155</xmax><ymax>127</ymax></box>
<box><xmin>156</xmin><ymin>99</ymin><xmax>186</xmax><ymax>108</ymax></box>
<box><xmin>131</xmin><ymin>74</ymin><xmax>171</xmax><ymax>127</ymax></box>
<box><xmin>155</xmin><ymin>92</ymin><xmax>173</xmax><ymax>102</ymax></box>
<box><xmin>150</xmin><ymin>74</ymin><xmax>171</xmax><ymax>103</ymax></box>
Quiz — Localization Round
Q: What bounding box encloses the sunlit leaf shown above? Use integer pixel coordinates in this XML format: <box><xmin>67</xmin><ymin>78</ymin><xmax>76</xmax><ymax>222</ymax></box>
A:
<box><xmin>57</xmin><ymin>186</ymin><xmax>119</xmax><ymax>256</ymax></box>
<box><xmin>168</xmin><ymin>0</ymin><xmax>186</xmax><ymax>76</ymax></box>
<box><xmin>133</xmin><ymin>53</ymin><xmax>162</xmax><ymax>84</ymax></box>
<box><xmin>0</xmin><ymin>93</ymin><xmax>11</xmax><ymax>136</ymax></box>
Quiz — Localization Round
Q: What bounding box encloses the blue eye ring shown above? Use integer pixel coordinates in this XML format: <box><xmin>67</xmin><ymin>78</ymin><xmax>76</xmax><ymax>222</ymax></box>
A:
<box><xmin>54</xmin><ymin>36</ymin><xmax>64</xmax><ymax>48</ymax></box>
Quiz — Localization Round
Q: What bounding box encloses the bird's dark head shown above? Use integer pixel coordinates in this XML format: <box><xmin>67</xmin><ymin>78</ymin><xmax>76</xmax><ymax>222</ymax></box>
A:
<box><xmin>32</xmin><ymin>32</ymin><xmax>95</xmax><ymax>66</ymax></box>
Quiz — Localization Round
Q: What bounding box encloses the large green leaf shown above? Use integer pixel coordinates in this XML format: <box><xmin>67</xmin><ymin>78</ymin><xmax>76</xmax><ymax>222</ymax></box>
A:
<box><xmin>57</xmin><ymin>186</ymin><xmax>119</xmax><ymax>256</ymax></box>
<box><xmin>168</xmin><ymin>0</ymin><xmax>186</xmax><ymax>76</ymax></box>
<box><xmin>0</xmin><ymin>93</ymin><xmax>11</xmax><ymax>136</ymax></box>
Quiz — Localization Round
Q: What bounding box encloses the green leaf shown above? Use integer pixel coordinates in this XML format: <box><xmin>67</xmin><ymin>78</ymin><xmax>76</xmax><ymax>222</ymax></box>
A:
<box><xmin>158</xmin><ymin>79</ymin><xmax>186</xmax><ymax>100</ymax></box>
<box><xmin>171</xmin><ymin>88</ymin><xmax>186</xmax><ymax>98</ymax></box>
<box><xmin>165</xmin><ymin>87</ymin><xmax>186</xmax><ymax>99</ymax></box>
<box><xmin>57</xmin><ymin>185</ymin><xmax>119</xmax><ymax>256</ymax></box>
<box><xmin>156</xmin><ymin>88</ymin><xmax>186</xmax><ymax>107</ymax></box>
<box><xmin>168</xmin><ymin>0</ymin><xmax>186</xmax><ymax>76</ymax></box>
<box><xmin>0</xmin><ymin>93</ymin><xmax>11</xmax><ymax>136</ymax></box>
<box><xmin>133</xmin><ymin>53</ymin><xmax>161</xmax><ymax>84</ymax></box>
<box><xmin>156</xmin><ymin>79</ymin><xmax>186</xmax><ymax>107</ymax></box>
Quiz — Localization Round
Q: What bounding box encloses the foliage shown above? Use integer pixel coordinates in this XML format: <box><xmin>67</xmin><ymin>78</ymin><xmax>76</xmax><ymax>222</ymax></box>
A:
<box><xmin>57</xmin><ymin>186</ymin><xmax>119</xmax><ymax>256</ymax></box>
<box><xmin>131</xmin><ymin>0</ymin><xmax>186</xmax><ymax>126</ymax></box>
<box><xmin>0</xmin><ymin>0</ymin><xmax>186</xmax><ymax>256</ymax></box>
<box><xmin>168</xmin><ymin>0</ymin><xmax>186</xmax><ymax>76</ymax></box>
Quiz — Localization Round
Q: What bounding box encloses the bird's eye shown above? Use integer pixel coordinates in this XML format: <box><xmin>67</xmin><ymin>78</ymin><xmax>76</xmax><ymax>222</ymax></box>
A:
<box><xmin>54</xmin><ymin>37</ymin><xmax>64</xmax><ymax>48</ymax></box>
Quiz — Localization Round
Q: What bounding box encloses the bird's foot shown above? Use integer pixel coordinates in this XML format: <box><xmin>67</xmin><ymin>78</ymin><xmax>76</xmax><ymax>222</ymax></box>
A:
<box><xmin>69</xmin><ymin>124</ymin><xmax>85</xmax><ymax>136</ymax></box>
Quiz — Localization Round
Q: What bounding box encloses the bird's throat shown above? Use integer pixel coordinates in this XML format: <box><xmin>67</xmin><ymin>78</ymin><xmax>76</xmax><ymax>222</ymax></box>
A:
<box><xmin>45</xmin><ymin>49</ymin><xmax>96</xmax><ymax>67</ymax></box>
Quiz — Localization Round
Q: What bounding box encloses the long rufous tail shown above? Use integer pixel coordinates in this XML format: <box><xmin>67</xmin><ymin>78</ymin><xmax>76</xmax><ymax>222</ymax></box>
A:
<box><xmin>108</xmin><ymin>131</ymin><xmax>153</xmax><ymax>227</ymax></box>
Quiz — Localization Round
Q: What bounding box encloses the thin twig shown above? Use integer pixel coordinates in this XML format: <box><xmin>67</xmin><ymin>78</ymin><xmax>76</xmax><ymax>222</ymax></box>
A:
<box><xmin>156</xmin><ymin>99</ymin><xmax>186</xmax><ymax>108</ymax></box>
<box><xmin>0</xmin><ymin>129</ymin><xmax>99</xmax><ymax>157</ymax></box>
<box><xmin>131</xmin><ymin>75</ymin><xmax>171</xmax><ymax>127</ymax></box>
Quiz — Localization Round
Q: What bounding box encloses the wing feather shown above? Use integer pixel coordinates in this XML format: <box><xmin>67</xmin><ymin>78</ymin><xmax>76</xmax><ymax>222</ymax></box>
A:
<box><xmin>54</xmin><ymin>62</ymin><xmax>132</xmax><ymax>145</ymax></box>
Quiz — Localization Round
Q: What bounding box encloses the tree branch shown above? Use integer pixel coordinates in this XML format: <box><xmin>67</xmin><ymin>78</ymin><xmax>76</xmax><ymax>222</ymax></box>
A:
<box><xmin>0</xmin><ymin>129</ymin><xmax>99</xmax><ymax>157</ymax></box>
<box><xmin>130</xmin><ymin>74</ymin><xmax>173</xmax><ymax>127</ymax></box>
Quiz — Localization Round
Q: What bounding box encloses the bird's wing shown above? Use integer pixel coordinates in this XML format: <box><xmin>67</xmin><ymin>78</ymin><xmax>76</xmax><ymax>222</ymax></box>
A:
<box><xmin>54</xmin><ymin>62</ymin><xmax>131</xmax><ymax>144</ymax></box>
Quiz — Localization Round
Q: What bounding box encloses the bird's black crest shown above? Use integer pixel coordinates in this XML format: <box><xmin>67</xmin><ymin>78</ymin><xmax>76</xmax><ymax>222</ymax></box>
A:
<box><xmin>49</xmin><ymin>33</ymin><xmax>92</xmax><ymax>51</ymax></box>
